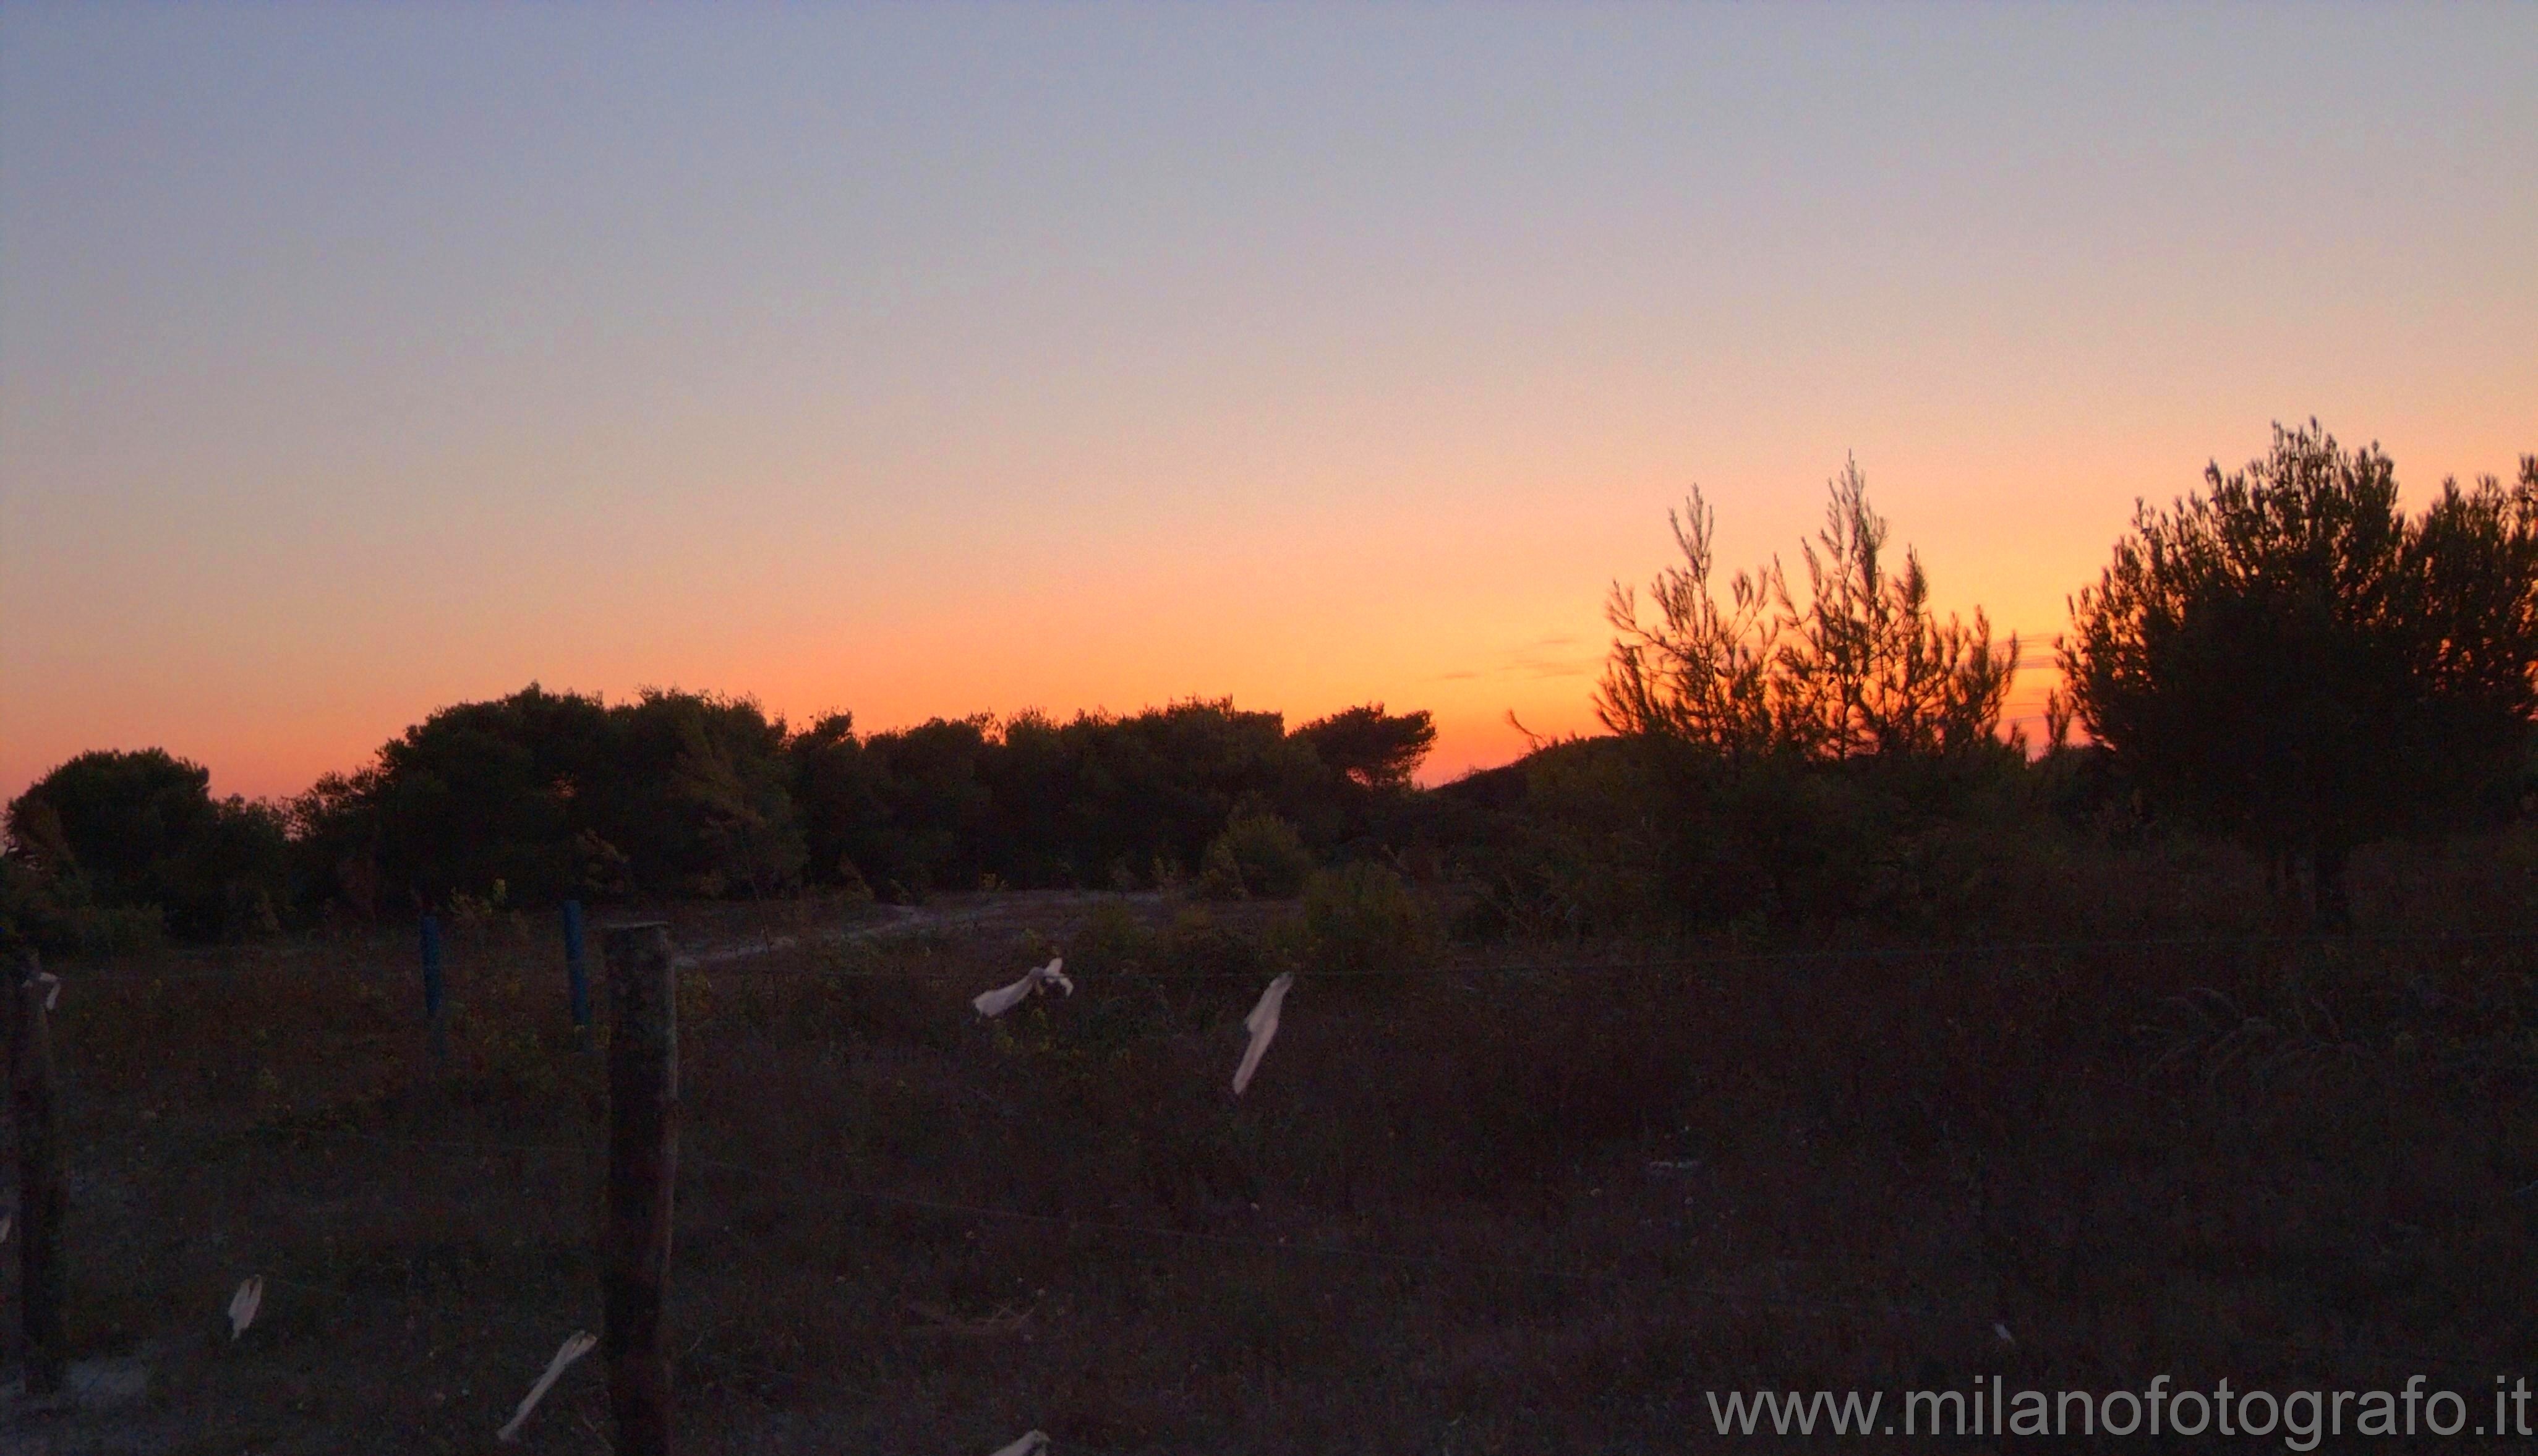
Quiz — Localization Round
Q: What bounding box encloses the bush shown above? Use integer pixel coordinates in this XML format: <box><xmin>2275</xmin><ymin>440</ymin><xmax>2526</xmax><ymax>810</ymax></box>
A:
<box><xmin>0</xmin><ymin>856</ymin><xmax>164</xmax><ymax>958</ymax></box>
<box><xmin>1195</xmin><ymin>807</ymin><xmax>1315</xmax><ymax>900</ymax></box>
<box><xmin>1437</xmin><ymin>736</ymin><xmax>1690</xmax><ymax>940</ymax></box>
<box><xmin>1064</xmin><ymin>897</ymin><xmax>1157</xmax><ymax>977</ymax></box>
<box><xmin>1443</xmin><ymin>733</ymin><xmax>2046</xmax><ymax>939</ymax></box>
<box><xmin>1303</xmin><ymin>861</ymin><xmax>1441</xmax><ymax>974</ymax></box>
<box><xmin>1160</xmin><ymin>905</ymin><xmax>1271</xmax><ymax>981</ymax></box>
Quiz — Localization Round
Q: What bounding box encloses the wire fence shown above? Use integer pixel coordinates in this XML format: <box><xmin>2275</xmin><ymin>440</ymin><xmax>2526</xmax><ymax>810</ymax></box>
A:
<box><xmin>11</xmin><ymin>919</ymin><xmax>2531</xmax><ymax>1449</ymax></box>
<box><xmin>46</xmin><ymin>920</ymin><xmax>2538</xmax><ymax>989</ymax></box>
<box><xmin>226</xmin><ymin>1115</ymin><xmax>2535</xmax><ymax>1381</ymax></box>
<box><xmin>148</xmin><ymin>1105</ymin><xmax>2514</xmax><ymax>1452</ymax></box>
<box><xmin>152</xmin><ymin>1121</ymin><xmax>2519</xmax><ymax>1450</ymax></box>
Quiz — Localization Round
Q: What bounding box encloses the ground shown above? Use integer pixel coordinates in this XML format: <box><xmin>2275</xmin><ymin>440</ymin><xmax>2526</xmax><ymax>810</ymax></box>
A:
<box><xmin>3</xmin><ymin>881</ymin><xmax>2534</xmax><ymax>1452</ymax></box>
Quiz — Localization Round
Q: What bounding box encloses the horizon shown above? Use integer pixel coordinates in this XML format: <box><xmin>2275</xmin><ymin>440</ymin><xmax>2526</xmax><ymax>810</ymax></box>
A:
<box><xmin>6</xmin><ymin>4</ymin><xmax>2533</xmax><ymax>804</ymax></box>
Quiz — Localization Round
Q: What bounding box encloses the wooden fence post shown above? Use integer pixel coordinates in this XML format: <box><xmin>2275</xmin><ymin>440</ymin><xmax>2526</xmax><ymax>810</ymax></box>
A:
<box><xmin>602</xmin><ymin>922</ymin><xmax>677</xmax><ymax>1456</ymax></box>
<box><xmin>420</xmin><ymin>914</ymin><xmax>448</xmax><ymax>1064</ymax></box>
<box><xmin>13</xmin><ymin>956</ymin><xmax>67</xmax><ymax>1396</ymax></box>
<box><xmin>563</xmin><ymin>900</ymin><xmax>591</xmax><ymax>1035</ymax></box>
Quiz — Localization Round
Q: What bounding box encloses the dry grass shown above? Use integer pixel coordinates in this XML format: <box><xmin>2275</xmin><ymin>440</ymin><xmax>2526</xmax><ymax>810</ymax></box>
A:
<box><xmin>7</xmin><ymin>840</ymin><xmax>2538</xmax><ymax>1453</ymax></box>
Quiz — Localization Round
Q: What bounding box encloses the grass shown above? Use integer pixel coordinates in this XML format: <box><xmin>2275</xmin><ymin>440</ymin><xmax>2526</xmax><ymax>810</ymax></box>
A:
<box><xmin>7</xmin><ymin>836</ymin><xmax>2538</xmax><ymax>1452</ymax></box>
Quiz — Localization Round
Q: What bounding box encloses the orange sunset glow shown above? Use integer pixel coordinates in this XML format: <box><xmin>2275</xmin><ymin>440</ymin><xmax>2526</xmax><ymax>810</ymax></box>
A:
<box><xmin>4</xmin><ymin>6</ymin><xmax>2532</xmax><ymax>803</ymax></box>
<box><xmin>12</xmin><ymin>10</ymin><xmax>2538</xmax><ymax>1447</ymax></box>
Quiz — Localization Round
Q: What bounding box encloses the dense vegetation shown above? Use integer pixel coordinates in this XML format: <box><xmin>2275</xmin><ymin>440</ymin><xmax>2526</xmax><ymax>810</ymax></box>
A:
<box><xmin>2061</xmin><ymin>422</ymin><xmax>2538</xmax><ymax>930</ymax></box>
<box><xmin>1</xmin><ymin>692</ymin><xmax>1438</xmax><ymax>953</ymax></box>
<box><xmin>8</xmin><ymin>425</ymin><xmax>2536</xmax><ymax>956</ymax></box>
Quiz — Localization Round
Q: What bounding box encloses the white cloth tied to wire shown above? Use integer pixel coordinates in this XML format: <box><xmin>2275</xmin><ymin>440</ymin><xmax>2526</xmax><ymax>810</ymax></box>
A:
<box><xmin>988</xmin><ymin>1432</ymin><xmax>1051</xmax><ymax>1456</ymax></box>
<box><xmin>498</xmin><ymin>1329</ymin><xmax>599</xmax><ymax>1442</ymax></box>
<box><xmin>974</xmin><ymin>957</ymin><xmax>1072</xmax><ymax>1018</ymax></box>
<box><xmin>1233</xmin><ymin>972</ymin><xmax>1294</xmax><ymax>1097</ymax></box>
<box><xmin>229</xmin><ymin>1276</ymin><xmax>263</xmax><ymax>1339</ymax></box>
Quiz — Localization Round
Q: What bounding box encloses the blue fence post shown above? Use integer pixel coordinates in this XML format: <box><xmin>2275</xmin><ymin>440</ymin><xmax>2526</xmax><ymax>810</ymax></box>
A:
<box><xmin>421</xmin><ymin>913</ymin><xmax>448</xmax><ymax>1062</ymax></box>
<box><xmin>563</xmin><ymin>899</ymin><xmax>591</xmax><ymax>1032</ymax></box>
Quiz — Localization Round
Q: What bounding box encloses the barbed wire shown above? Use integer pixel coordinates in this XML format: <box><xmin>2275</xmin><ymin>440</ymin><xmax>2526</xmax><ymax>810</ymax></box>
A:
<box><xmin>114</xmin><ymin>1110</ymin><xmax>1950</xmax><ymax>1329</ymax></box>
<box><xmin>157</xmin><ymin>1115</ymin><xmax>594</xmax><ymax>1164</ymax></box>
<box><xmin>45</xmin><ymin>922</ymin><xmax>2536</xmax><ymax>992</ymax></box>
<box><xmin>17</xmin><ymin>908</ymin><xmax>2528</xmax><ymax>1447</ymax></box>
<box><xmin>100</xmin><ymin>1113</ymin><xmax>1970</xmax><ymax>1330</ymax></box>
<box><xmin>163</xmin><ymin>1126</ymin><xmax>2510</xmax><ymax>1379</ymax></box>
<box><xmin>18</xmin><ymin>1060</ymin><xmax>2508</xmax><ymax>1452</ymax></box>
<box><xmin>680</xmin><ymin>926</ymin><xmax>2538</xmax><ymax>985</ymax></box>
<box><xmin>676</xmin><ymin>1347</ymin><xmax>1137</xmax><ymax>1456</ymax></box>
<box><xmin>139</xmin><ymin>1130</ymin><xmax>2512</xmax><ymax>1377</ymax></box>
<box><xmin>673</xmin><ymin>1155</ymin><xmax>2538</xmax><ymax>1377</ymax></box>
<box><xmin>259</xmin><ymin>1268</ymin><xmax>591</xmax><ymax>1335</ymax></box>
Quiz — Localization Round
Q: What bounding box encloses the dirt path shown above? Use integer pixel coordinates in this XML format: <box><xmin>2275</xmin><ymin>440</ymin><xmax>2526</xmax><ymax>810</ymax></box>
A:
<box><xmin>670</xmin><ymin>888</ymin><xmax>1192</xmax><ymax>968</ymax></box>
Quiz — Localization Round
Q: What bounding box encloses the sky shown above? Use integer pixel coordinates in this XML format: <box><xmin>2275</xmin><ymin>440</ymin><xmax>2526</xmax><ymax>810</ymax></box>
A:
<box><xmin>4</xmin><ymin>3</ymin><xmax>2533</xmax><ymax>803</ymax></box>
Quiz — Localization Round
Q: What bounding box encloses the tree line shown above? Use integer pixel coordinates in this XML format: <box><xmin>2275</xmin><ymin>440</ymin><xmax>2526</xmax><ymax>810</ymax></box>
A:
<box><xmin>1</xmin><ymin>693</ymin><xmax>1438</xmax><ymax>950</ymax></box>
<box><xmin>6</xmin><ymin>420</ymin><xmax>2534</xmax><ymax>952</ymax></box>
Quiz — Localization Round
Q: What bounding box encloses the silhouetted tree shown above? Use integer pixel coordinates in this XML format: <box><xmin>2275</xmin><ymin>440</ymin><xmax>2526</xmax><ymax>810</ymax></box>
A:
<box><xmin>1294</xmin><ymin>705</ymin><xmax>1437</xmax><ymax>790</ymax></box>
<box><xmin>5</xmin><ymin>748</ymin><xmax>286</xmax><ymax>940</ymax></box>
<box><xmin>8</xmin><ymin>750</ymin><xmax>215</xmax><ymax>892</ymax></box>
<box><xmin>1048</xmin><ymin>700</ymin><xmax>1317</xmax><ymax>885</ymax></box>
<box><xmin>289</xmin><ymin>684</ymin><xmax>805</xmax><ymax>910</ymax></box>
<box><xmin>854</xmin><ymin>716</ymin><xmax>997</xmax><ymax>895</ymax></box>
<box><xmin>583</xmin><ymin>689</ymin><xmax>805</xmax><ymax>900</ymax></box>
<box><xmin>1587</xmin><ymin>460</ymin><xmax>2022</xmax><ymax>930</ymax></box>
<box><xmin>1599</xmin><ymin>459</ymin><xmax>2015</xmax><ymax>759</ymax></box>
<box><xmin>49</xmin><ymin>683</ymin><xmax>1445</xmax><ymax>925</ymax></box>
<box><xmin>788</xmin><ymin>700</ymin><xmax>1379</xmax><ymax>895</ymax></box>
<box><xmin>787</xmin><ymin>712</ymin><xmax>889</xmax><ymax>892</ymax></box>
<box><xmin>2060</xmin><ymin>422</ymin><xmax>2538</xmax><ymax>930</ymax></box>
<box><xmin>315</xmin><ymin>685</ymin><xmax>612</xmax><ymax>909</ymax></box>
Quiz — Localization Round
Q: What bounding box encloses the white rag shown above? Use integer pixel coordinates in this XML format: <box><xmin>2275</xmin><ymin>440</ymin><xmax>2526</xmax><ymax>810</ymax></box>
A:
<box><xmin>498</xmin><ymin>1330</ymin><xmax>599</xmax><ymax>1442</ymax></box>
<box><xmin>1233</xmin><ymin>972</ymin><xmax>1295</xmax><ymax>1096</ymax></box>
<box><xmin>229</xmin><ymin>1275</ymin><xmax>263</xmax><ymax>1339</ymax></box>
<box><xmin>974</xmin><ymin>958</ymin><xmax>1072</xmax><ymax>1018</ymax></box>
<box><xmin>988</xmin><ymin>1433</ymin><xmax>1051</xmax><ymax>1456</ymax></box>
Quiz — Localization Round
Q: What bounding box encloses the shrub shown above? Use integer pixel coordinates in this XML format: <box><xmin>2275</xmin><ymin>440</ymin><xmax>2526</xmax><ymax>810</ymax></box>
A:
<box><xmin>833</xmin><ymin>856</ymin><xmax>875</xmax><ymax>904</ymax></box>
<box><xmin>1161</xmin><ymin>905</ymin><xmax>1271</xmax><ymax>981</ymax></box>
<box><xmin>0</xmin><ymin>855</ymin><xmax>164</xmax><ymax>958</ymax></box>
<box><xmin>1438</xmin><ymin>736</ymin><xmax>1677</xmax><ymax>940</ymax></box>
<box><xmin>1303</xmin><ymin>861</ymin><xmax>1441</xmax><ymax>974</ymax></box>
<box><xmin>1066</xmin><ymin>897</ymin><xmax>1156</xmax><ymax>977</ymax></box>
<box><xmin>1445</xmin><ymin>733</ymin><xmax>2047</xmax><ymax>939</ymax></box>
<box><xmin>1195</xmin><ymin>807</ymin><xmax>1315</xmax><ymax>900</ymax></box>
<box><xmin>1599</xmin><ymin>461</ymin><xmax>2014</xmax><ymax>759</ymax></box>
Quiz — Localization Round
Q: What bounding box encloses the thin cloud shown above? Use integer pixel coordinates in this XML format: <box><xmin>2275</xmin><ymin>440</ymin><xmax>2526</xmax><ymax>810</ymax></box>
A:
<box><xmin>1432</xmin><ymin>635</ymin><xmax>1600</xmax><ymax>684</ymax></box>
